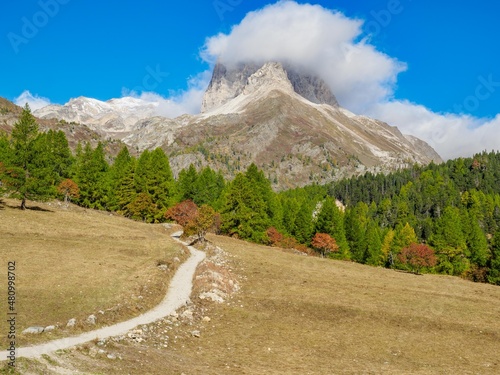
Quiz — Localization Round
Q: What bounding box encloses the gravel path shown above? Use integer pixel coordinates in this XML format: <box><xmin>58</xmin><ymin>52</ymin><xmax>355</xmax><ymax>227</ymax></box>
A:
<box><xmin>1</xmin><ymin>231</ymin><xmax>205</xmax><ymax>360</ymax></box>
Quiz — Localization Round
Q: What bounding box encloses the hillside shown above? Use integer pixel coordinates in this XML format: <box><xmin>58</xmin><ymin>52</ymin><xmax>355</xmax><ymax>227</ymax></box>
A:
<box><xmin>0</xmin><ymin>198</ymin><xmax>187</xmax><ymax>350</ymax></box>
<box><xmin>31</xmin><ymin>61</ymin><xmax>442</xmax><ymax>189</ymax></box>
<box><xmin>0</xmin><ymin>99</ymin><xmax>128</xmax><ymax>159</ymax></box>
<box><xmin>7</xmin><ymin>229</ymin><xmax>500</xmax><ymax>374</ymax></box>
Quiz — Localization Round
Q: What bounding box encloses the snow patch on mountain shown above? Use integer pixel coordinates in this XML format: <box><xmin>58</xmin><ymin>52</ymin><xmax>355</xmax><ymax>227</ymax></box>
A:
<box><xmin>34</xmin><ymin>96</ymin><xmax>161</xmax><ymax>134</ymax></box>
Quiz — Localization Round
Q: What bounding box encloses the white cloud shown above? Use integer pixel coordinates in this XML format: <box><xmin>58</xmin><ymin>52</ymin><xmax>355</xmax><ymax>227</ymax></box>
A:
<box><xmin>367</xmin><ymin>101</ymin><xmax>500</xmax><ymax>160</ymax></box>
<box><xmin>200</xmin><ymin>1</ymin><xmax>500</xmax><ymax>159</ymax></box>
<box><xmin>14</xmin><ymin>90</ymin><xmax>51</xmax><ymax>111</ymax></box>
<box><xmin>122</xmin><ymin>70</ymin><xmax>212</xmax><ymax>118</ymax></box>
<box><xmin>201</xmin><ymin>1</ymin><xmax>406</xmax><ymax>113</ymax></box>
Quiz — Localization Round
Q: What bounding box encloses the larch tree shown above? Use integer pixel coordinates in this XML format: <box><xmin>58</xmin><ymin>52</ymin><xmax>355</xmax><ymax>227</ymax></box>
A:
<box><xmin>107</xmin><ymin>146</ymin><xmax>134</xmax><ymax>211</ymax></box>
<box><xmin>488</xmin><ymin>230</ymin><xmax>500</xmax><ymax>285</ymax></box>
<box><xmin>220</xmin><ymin>172</ymin><xmax>270</xmax><ymax>243</ymax></box>
<box><xmin>5</xmin><ymin>104</ymin><xmax>54</xmax><ymax>209</ymax></box>
<box><xmin>74</xmin><ymin>142</ymin><xmax>109</xmax><ymax>209</ymax></box>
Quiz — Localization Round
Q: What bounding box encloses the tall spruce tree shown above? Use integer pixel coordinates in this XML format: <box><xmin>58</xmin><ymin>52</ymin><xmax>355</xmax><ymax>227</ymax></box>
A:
<box><xmin>193</xmin><ymin>166</ymin><xmax>225</xmax><ymax>207</ymax></box>
<box><xmin>345</xmin><ymin>202</ymin><xmax>369</xmax><ymax>262</ymax></box>
<box><xmin>430</xmin><ymin>206</ymin><xmax>469</xmax><ymax>275</ymax></box>
<box><xmin>293</xmin><ymin>200</ymin><xmax>314</xmax><ymax>245</ymax></box>
<box><xmin>364</xmin><ymin>221</ymin><xmax>382</xmax><ymax>265</ymax></box>
<box><xmin>5</xmin><ymin>105</ymin><xmax>55</xmax><ymax>208</ymax></box>
<box><xmin>107</xmin><ymin>146</ymin><xmax>134</xmax><ymax>211</ymax></box>
<box><xmin>488</xmin><ymin>230</ymin><xmax>500</xmax><ymax>285</ymax></box>
<box><xmin>220</xmin><ymin>172</ymin><xmax>269</xmax><ymax>242</ymax></box>
<box><xmin>178</xmin><ymin>164</ymin><xmax>198</xmax><ymax>201</ymax></box>
<box><xmin>75</xmin><ymin>142</ymin><xmax>109</xmax><ymax>209</ymax></box>
<box><xmin>314</xmin><ymin>197</ymin><xmax>349</xmax><ymax>259</ymax></box>
<box><xmin>134</xmin><ymin>148</ymin><xmax>176</xmax><ymax>220</ymax></box>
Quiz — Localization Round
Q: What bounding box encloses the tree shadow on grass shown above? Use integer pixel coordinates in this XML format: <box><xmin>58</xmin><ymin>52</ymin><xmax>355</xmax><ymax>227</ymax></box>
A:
<box><xmin>0</xmin><ymin>199</ymin><xmax>4</xmax><ymax>210</ymax></box>
<box><xmin>6</xmin><ymin>203</ymin><xmax>54</xmax><ymax>213</ymax></box>
<box><xmin>27</xmin><ymin>205</ymin><xmax>54</xmax><ymax>212</ymax></box>
<box><xmin>393</xmin><ymin>269</ymin><xmax>423</xmax><ymax>276</ymax></box>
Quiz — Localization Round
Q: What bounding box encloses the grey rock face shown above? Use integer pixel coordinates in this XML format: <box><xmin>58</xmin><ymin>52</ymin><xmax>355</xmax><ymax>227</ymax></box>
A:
<box><xmin>201</xmin><ymin>61</ymin><xmax>338</xmax><ymax>112</ymax></box>
<box><xmin>285</xmin><ymin>68</ymin><xmax>338</xmax><ymax>107</ymax></box>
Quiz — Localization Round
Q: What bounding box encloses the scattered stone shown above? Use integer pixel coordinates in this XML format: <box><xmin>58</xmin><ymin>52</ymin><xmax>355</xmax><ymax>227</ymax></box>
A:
<box><xmin>181</xmin><ymin>310</ymin><xmax>194</xmax><ymax>320</ymax></box>
<box><xmin>158</xmin><ymin>264</ymin><xmax>169</xmax><ymax>272</ymax></box>
<box><xmin>98</xmin><ymin>310</ymin><xmax>105</xmax><ymax>315</ymax></box>
<box><xmin>87</xmin><ymin>314</ymin><xmax>97</xmax><ymax>325</ymax></box>
<box><xmin>22</xmin><ymin>326</ymin><xmax>44</xmax><ymax>334</ymax></box>
<box><xmin>107</xmin><ymin>353</ymin><xmax>117</xmax><ymax>360</ymax></box>
<box><xmin>89</xmin><ymin>347</ymin><xmax>99</xmax><ymax>358</ymax></box>
<box><xmin>202</xmin><ymin>316</ymin><xmax>211</xmax><ymax>323</ymax></box>
<box><xmin>173</xmin><ymin>257</ymin><xmax>180</xmax><ymax>263</ymax></box>
<box><xmin>199</xmin><ymin>291</ymin><xmax>224</xmax><ymax>303</ymax></box>
<box><xmin>66</xmin><ymin>318</ymin><xmax>76</xmax><ymax>328</ymax></box>
<box><xmin>44</xmin><ymin>325</ymin><xmax>56</xmax><ymax>332</ymax></box>
<box><xmin>191</xmin><ymin>330</ymin><xmax>201</xmax><ymax>338</ymax></box>
<box><xmin>127</xmin><ymin>329</ymin><xmax>145</xmax><ymax>343</ymax></box>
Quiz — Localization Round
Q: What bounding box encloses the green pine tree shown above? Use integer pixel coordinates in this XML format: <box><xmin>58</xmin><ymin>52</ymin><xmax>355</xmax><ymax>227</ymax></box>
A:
<box><xmin>314</xmin><ymin>197</ymin><xmax>350</xmax><ymax>259</ymax></box>
<box><xmin>4</xmin><ymin>105</ymin><xmax>56</xmax><ymax>208</ymax></box>
<box><xmin>75</xmin><ymin>142</ymin><xmax>109</xmax><ymax>209</ymax></box>
<box><xmin>364</xmin><ymin>221</ymin><xmax>382</xmax><ymax>265</ymax></box>
<box><xmin>293</xmin><ymin>200</ymin><xmax>313</xmax><ymax>245</ymax></box>
<box><xmin>430</xmin><ymin>206</ymin><xmax>469</xmax><ymax>275</ymax></box>
<box><xmin>220</xmin><ymin>173</ymin><xmax>270</xmax><ymax>243</ymax></box>
<box><xmin>178</xmin><ymin>164</ymin><xmax>198</xmax><ymax>201</ymax></box>
<box><xmin>488</xmin><ymin>230</ymin><xmax>500</xmax><ymax>285</ymax></box>
<box><xmin>107</xmin><ymin>146</ymin><xmax>134</xmax><ymax>211</ymax></box>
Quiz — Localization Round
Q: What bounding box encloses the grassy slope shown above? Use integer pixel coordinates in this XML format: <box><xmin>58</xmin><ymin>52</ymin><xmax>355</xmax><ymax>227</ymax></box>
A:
<box><xmin>51</xmin><ymin>233</ymin><xmax>500</xmax><ymax>375</ymax></box>
<box><xmin>0</xmin><ymin>198</ymin><xmax>186</xmax><ymax>348</ymax></box>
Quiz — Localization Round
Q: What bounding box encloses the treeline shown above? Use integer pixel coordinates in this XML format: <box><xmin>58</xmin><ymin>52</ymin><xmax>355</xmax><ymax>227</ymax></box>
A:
<box><xmin>1</xmin><ymin>106</ymin><xmax>500</xmax><ymax>285</ymax></box>
<box><xmin>326</xmin><ymin>152</ymin><xmax>500</xmax><ymax>283</ymax></box>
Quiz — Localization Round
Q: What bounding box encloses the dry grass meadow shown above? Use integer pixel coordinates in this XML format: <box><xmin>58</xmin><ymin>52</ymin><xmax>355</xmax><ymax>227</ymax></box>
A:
<box><xmin>10</xmin><ymin>225</ymin><xmax>499</xmax><ymax>375</ymax></box>
<box><xmin>0</xmin><ymin>198</ymin><xmax>187</xmax><ymax>350</ymax></box>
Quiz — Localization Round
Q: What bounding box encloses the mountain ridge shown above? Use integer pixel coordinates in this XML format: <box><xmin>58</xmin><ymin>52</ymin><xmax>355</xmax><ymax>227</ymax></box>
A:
<box><xmin>18</xmin><ymin>61</ymin><xmax>442</xmax><ymax>188</ymax></box>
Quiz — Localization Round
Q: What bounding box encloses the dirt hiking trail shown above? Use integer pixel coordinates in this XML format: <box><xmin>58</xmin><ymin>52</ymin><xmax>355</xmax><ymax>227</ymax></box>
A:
<box><xmin>1</xmin><ymin>231</ymin><xmax>205</xmax><ymax>360</ymax></box>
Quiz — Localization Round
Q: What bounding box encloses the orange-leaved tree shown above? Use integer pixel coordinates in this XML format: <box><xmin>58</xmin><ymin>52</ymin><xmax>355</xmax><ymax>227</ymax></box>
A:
<box><xmin>311</xmin><ymin>233</ymin><xmax>339</xmax><ymax>258</ymax></box>
<box><xmin>266</xmin><ymin>227</ymin><xmax>284</xmax><ymax>247</ymax></box>
<box><xmin>164</xmin><ymin>200</ymin><xmax>198</xmax><ymax>227</ymax></box>
<box><xmin>57</xmin><ymin>179</ymin><xmax>80</xmax><ymax>204</ymax></box>
<box><xmin>185</xmin><ymin>204</ymin><xmax>216</xmax><ymax>243</ymax></box>
<box><xmin>398</xmin><ymin>243</ymin><xmax>437</xmax><ymax>274</ymax></box>
<box><xmin>165</xmin><ymin>201</ymin><xmax>216</xmax><ymax>243</ymax></box>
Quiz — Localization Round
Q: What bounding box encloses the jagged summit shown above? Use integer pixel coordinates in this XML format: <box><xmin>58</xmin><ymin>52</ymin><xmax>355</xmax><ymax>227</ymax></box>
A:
<box><xmin>201</xmin><ymin>61</ymin><xmax>338</xmax><ymax>113</ymax></box>
<box><xmin>23</xmin><ymin>60</ymin><xmax>443</xmax><ymax>189</ymax></box>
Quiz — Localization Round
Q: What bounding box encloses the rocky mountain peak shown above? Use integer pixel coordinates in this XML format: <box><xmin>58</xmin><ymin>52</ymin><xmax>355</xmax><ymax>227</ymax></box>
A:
<box><xmin>242</xmin><ymin>62</ymin><xmax>294</xmax><ymax>95</ymax></box>
<box><xmin>201</xmin><ymin>61</ymin><xmax>338</xmax><ymax>112</ymax></box>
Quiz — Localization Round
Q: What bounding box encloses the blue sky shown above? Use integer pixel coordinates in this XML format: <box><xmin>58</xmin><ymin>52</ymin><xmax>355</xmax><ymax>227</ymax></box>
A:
<box><xmin>2</xmin><ymin>0</ymin><xmax>500</xmax><ymax>158</ymax></box>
